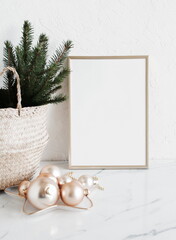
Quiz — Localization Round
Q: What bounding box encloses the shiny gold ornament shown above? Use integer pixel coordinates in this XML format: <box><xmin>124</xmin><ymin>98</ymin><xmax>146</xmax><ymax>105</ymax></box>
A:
<box><xmin>40</xmin><ymin>165</ymin><xmax>62</xmax><ymax>179</ymax></box>
<box><xmin>58</xmin><ymin>175</ymin><xmax>73</xmax><ymax>187</ymax></box>
<box><xmin>18</xmin><ymin>180</ymin><xmax>30</xmax><ymax>197</ymax></box>
<box><xmin>38</xmin><ymin>173</ymin><xmax>58</xmax><ymax>184</ymax></box>
<box><xmin>61</xmin><ymin>181</ymin><xmax>84</xmax><ymax>206</ymax></box>
<box><xmin>27</xmin><ymin>177</ymin><xmax>59</xmax><ymax>210</ymax></box>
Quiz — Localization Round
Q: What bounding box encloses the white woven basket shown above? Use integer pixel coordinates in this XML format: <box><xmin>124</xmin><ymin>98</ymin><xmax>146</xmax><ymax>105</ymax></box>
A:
<box><xmin>0</xmin><ymin>67</ymin><xmax>49</xmax><ymax>190</ymax></box>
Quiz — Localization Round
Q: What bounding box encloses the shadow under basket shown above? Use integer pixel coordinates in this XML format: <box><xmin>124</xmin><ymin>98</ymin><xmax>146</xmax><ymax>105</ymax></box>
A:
<box><xmin>0</xmin><ymin>67</ymin><xmax>48</xmax><ymax>190</ymax></box>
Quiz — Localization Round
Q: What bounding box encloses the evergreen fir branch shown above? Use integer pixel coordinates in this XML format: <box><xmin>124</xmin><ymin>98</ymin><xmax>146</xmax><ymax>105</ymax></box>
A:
<box><xmin>1</xmin><ymin>21</ymin><xmax>72</xmax><ymax>108</ymax></box>
<box><xmin>16</xmin><ymin>22</ymin><xmax>34</xmax><ymax>101</ymax></box>
<box><xmin>41</xmin><ymin>85</ymin><xmax>62</xmax><ymax>99</ymax></box>
<box><xmin>1</xmin><ymin>41</ymin><xmax>16</xmax><ymax>100</ymax></box>
<box><xmin>29</xmin><ymin>34</ymin><xmax>48</xmax><ymax>75</ymax></box>
<box><xmin>48</xmin><ymin>85</ymin><xmax>62</xmax><ymax>95</ymax></box>
<box><xmin>45</xmin><ymin>94</ymin><xmax>67</xmax><ymax>104</ymax></box>
<box><xmin>15</xmin><ymin>46</ymin><xmax>25</xmax><ymax>76</ymax></box>
<box><xmin>39</xmin><ymin>40</ymin><xmax>73</xmax><ymax>89</ymax></box>
<box><xmin>38</xmin><ymin>34</ymin><xmax>48</xmax><ymax>54</ymax></box>
<box><xmin>39</xmin><ymin>40</ymin><xmax>73</xmax><ymax>88</ymax></box>
<box><xmin>52</xmin><ymin>68</ymin><xmax>70</xmax><ymax>85</ymax></box>
<box><xmin>3</xmin><ymin>41</ymin><xmax>17</xmax><ymax>68</ymax></box>
<box><xmin>3</xmin><ymin>41</ymin><xmax>17</xmax><ymax>104</ymax></box>
<box><xmin>20</xmin><ymin>20</ymin><xmax>33</xmax><ymax>64</ymax></box>
<box><xmin>48</xmin><ymin>40</ymin><xmax>73</xmax><ymax>69</ymax></box>
<box><xmin>31</xmin><ymin>34</ymin><xmax>48</xmax><ymax>65</ymax></box>
<box><xmin>26</xmin><ymin>33</ymin><xmax>49</xmax><ymax>95</ymax></box>
<box><xmin>33</xmin><ymin>68</ymin><xmax>70</xmax><ymax>100</ymax></box>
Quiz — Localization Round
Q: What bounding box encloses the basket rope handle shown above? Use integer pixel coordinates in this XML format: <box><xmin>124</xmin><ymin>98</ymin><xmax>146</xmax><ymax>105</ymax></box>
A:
<box><xmin>0</xmin><ymin>67</ymin><xmax>22</xmax><ymax>115</ymax></box>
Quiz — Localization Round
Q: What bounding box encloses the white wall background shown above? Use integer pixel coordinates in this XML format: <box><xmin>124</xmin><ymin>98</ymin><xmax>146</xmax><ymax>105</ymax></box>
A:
<box><xmin>0</xmin><ymin>0</ymin><xmax>175</xmax><ymax>161</ymax></box>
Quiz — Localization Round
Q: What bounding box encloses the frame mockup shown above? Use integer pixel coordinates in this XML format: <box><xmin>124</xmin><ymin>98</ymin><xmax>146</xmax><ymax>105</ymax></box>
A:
<box><xmin>68</xmin><ymin>56</ymin><xmax>148</xmax><ymax>169</ymax></box>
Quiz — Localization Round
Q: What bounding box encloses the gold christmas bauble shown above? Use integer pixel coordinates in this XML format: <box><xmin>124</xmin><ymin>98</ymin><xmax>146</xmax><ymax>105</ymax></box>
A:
<box><xmin>58</xmin><ymin>175</ymin><xmax>73</xmax><ymax>187</ymax></box>
<box><xmin>27</xmin><ymin>177</ymin><xmax>59</xmax><ymax>210</ymax></box>
<box><xmin>40</xmin><ymin>165</ymin><xmax>62</xmax><ymax>179</ymax></box>
<box><xmin>38</xmin><ymin>173</ymin><xmax>58</xmax><ymax>184</ymax></box>
<box><xmin>61</xmin><ymin>181</ymin><xmax>84</xmax><ymax>206</ymax></box>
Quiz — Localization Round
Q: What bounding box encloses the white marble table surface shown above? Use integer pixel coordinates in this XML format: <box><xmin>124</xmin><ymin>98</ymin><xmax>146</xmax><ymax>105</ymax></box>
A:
<box><xmin>1</xmin><ymin>160</ymin><xmax>176</xmax><ymax>240</ymax></box>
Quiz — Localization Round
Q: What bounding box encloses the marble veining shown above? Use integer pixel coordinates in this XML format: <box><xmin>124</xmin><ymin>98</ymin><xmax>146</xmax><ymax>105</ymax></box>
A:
<box><xmin>1</xmin><ymin>160</ymin><xmax>176</xmax><ymax>240</ymax></box>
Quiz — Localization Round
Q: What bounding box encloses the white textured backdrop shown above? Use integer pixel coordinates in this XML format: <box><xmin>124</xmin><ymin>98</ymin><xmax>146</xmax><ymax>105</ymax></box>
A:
<box><xmin>0</xmin><ymin>0</ymin><xmax>175</xmax><ymax>161</ymax></box>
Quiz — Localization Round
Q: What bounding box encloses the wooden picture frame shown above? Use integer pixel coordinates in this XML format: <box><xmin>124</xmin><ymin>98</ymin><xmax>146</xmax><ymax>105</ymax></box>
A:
<box><xmin>68</xmin><ymin>56</ymin><xmax>148</xmax><ymax>169</ymax></box>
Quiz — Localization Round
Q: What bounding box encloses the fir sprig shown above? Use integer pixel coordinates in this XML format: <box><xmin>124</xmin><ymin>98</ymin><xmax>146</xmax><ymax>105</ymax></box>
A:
<box><xmin>0</xmin><ymin>20</ymin><xmax>73</xmax><ymax>108</ymax></box>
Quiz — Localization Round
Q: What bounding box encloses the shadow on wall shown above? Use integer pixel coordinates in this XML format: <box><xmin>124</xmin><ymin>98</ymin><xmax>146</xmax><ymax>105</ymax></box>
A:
<box><xmin>41</xmin><ymin>79</ymin><xmax>69</xmax><ymax>161</ymax></box>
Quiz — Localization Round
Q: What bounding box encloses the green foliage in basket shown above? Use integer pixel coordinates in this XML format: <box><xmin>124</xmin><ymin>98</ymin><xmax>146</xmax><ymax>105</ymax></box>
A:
<box><xmin>0</xmin><ymin>20</ymin><xmax>73</xmax><ymax>108</ymax></box>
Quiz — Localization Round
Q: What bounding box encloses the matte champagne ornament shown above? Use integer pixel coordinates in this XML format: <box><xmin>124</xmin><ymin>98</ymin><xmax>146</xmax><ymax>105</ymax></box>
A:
<box><xmin>40</xmin><ymin>165</ymin><xmax>62</xmax><ymax>179</ymax></box>
<box><xmin>61</xmin><ymin>181</ymin><xmax>84</xmax><ymax>206</ymax></box>
<box><xmin>18</xmin><ymin>180</ymin><xmax>30</xmax><ymax>197</ymax></box>
<box><xmin>27</xmin><ymin>177</ymin><xmax>59</xmax><ymax>210</ymax></box>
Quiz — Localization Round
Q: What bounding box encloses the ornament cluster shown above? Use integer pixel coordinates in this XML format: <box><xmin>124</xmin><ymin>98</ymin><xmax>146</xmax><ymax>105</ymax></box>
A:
<box><xmin>18</xmin><ymin>165</ymin><xmax>103</xmax><ymax>210</ymax></box>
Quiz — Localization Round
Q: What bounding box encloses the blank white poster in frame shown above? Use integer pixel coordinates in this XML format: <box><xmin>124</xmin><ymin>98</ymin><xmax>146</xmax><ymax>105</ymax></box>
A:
<box><xmin>68</xmin><ymin>56</ymin><xmax>148</xmax><ymax>169</ymax></box>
